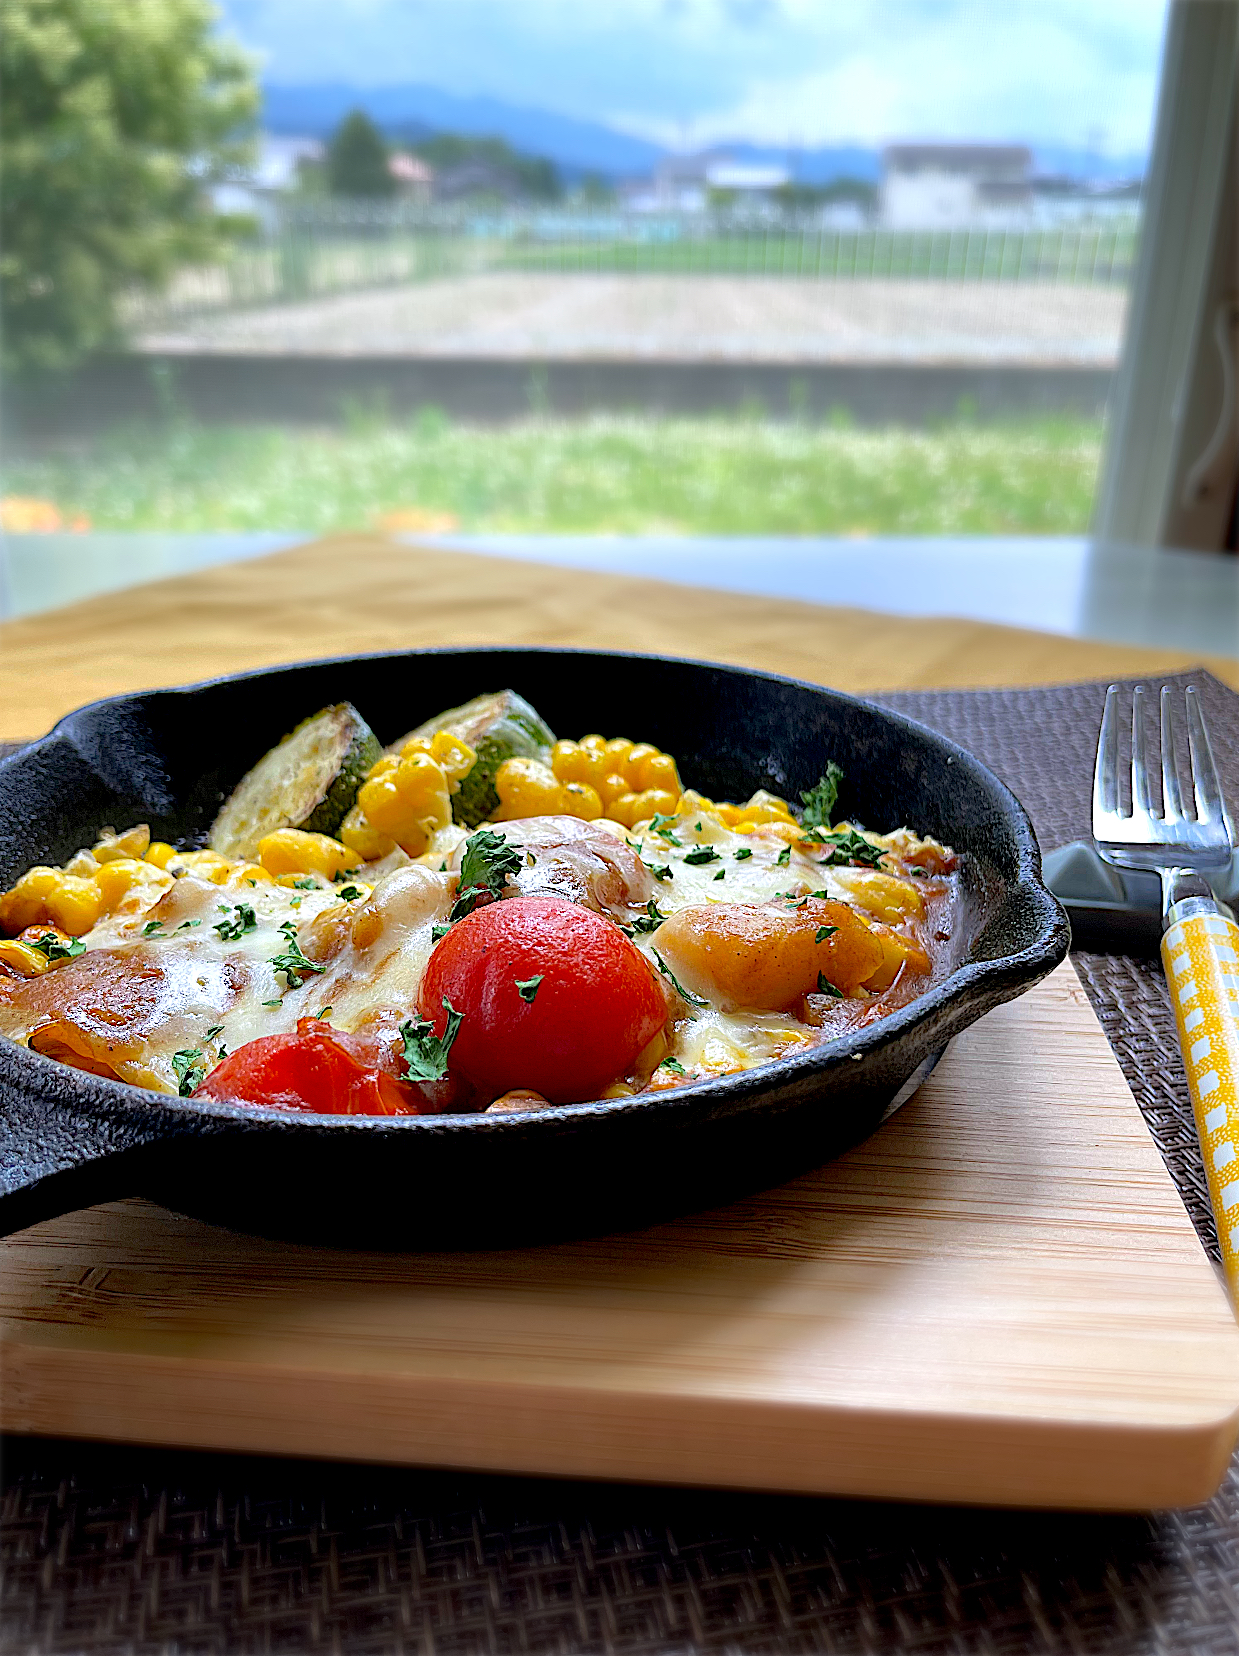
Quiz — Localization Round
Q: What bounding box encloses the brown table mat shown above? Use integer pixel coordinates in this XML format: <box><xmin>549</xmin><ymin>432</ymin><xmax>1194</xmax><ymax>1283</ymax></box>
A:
<box><xmin>2</xmin><ymin>669</ymin><xmax>1238</xmax><ymax>1655</ymax></box>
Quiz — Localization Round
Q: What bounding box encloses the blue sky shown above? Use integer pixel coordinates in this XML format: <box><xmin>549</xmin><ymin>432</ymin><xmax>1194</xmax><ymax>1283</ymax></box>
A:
<box><xmin>217</xmin><ymin>0</ymin><xmax>1168</xmax><ymax>155</ymax></box>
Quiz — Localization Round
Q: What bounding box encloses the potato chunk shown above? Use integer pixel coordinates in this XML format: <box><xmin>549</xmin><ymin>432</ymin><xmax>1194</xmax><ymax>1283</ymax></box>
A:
<box><xmin>654</xmin><ymin>899</ymin><xmax>885</xmax><ymax>1011</ymax></box>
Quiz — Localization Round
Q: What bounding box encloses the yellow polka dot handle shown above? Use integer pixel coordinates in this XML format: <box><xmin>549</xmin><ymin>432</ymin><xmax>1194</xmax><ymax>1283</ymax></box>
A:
<box><xmin>1161</xmin><ymin>909</ymin><xmax>1239</xmax><ymax>1306</ymax></box>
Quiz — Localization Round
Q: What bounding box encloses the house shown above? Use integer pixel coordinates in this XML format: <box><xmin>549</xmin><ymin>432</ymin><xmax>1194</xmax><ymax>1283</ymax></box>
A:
<box><xmin>629</xmin><ymin>151</ymin><xmax>791</xmax><ymax>213</ymax></box>
<box><xmin>880</xmin><ymin>143</ymin><xmax>1033</xmax><ymax>228</ymax></box>
<box><xmin>388</xmin><ymin>152</ymin><xmax>433</xmax><ymax>204</ymax></box>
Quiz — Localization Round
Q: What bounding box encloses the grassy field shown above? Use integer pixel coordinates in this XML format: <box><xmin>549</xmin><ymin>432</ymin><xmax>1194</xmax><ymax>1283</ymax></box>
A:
<box><xmin>3</xmin><ymin>411</ymin><xmax>1103</xmax><ymax>536</ymax></box>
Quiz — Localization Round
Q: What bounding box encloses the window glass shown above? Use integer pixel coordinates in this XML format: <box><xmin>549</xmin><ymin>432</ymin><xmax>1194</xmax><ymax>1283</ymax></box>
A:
<box><xmin>1</xmin><ymin>1</ymin><xmax>1168</xmax><ymax>554</ymax></box>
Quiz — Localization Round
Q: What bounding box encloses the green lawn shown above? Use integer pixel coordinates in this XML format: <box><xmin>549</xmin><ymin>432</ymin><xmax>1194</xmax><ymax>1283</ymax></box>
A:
<box><xmin>4</xmin><ymin>411</ymin><xmax>1102</xmax><ymax>536</ymax></box>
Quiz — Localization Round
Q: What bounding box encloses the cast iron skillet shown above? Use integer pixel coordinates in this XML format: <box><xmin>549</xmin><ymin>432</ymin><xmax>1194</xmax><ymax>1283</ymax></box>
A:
<box><xmin>0</xmin><ymin>648</ymin><xmax>1069</xmax><ymax>1247</ymax></box>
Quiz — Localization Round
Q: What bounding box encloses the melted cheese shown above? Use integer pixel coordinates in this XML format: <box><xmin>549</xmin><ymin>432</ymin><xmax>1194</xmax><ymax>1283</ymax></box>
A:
<box><xmin>0</xmin><ymin>811</ymin><xmax>948</xmax><ymax>1099</ymax></box>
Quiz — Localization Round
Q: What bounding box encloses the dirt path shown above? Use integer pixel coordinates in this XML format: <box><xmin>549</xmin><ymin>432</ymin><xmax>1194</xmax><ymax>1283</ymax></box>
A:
<box><xmin>139</xmin><ymin>274</ymin><xmax>1125</xmax><ymax>365</ymax></box>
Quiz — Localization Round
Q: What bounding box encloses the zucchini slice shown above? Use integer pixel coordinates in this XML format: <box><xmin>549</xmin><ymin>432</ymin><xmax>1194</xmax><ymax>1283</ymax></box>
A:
<box><xmin>396</xmin><ymin>690</ymin><xmax>556</xmax><ymax>827</ymax></box>
<box><xmin>209</xmin><ymin>703</ymin><xmax>381</xmax><ymax>861</ymax></box>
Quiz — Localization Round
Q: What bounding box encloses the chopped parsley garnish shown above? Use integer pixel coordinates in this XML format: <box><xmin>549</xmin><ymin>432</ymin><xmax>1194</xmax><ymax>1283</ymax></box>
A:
<box><xmin>336</xmin><ymin>885</ymin><xmax>363</xmax><ymax>901</ymax></box>
<box><xmin>141</xmin><ymin>920</ymin><xmax>164</xmax><ymax>937</ymax></box>
<box><xmin>645</xmin><ymin>862</ymin><xmax>674</xmax><ymax>882</ymax></box>
<box><xmin>815</xmin><ymin>926</ymin><xmax>839</xmax><ymax>943</ymax></box>
<box><xmin>431</xmin><ymin>922</ymin><xmax>450</xmax><ymax>943</ymax></box>
<box><xmin>909</xmin><ymin>865</ymin><xmax>928</xmax><ymax>878</ymax></box>
<box><xmin>214</xmin><ymin>902</ymin><xmax>258</xmax><ymax>941</ymax></box>
<box><xmin>292</xmin><ymin>877</ymin><xmax>317</xmax><ymax>890</ymax></box>
<box><xmin>816</xmin><ymin>973</ymin><xmax>844</xmax><ymax>998</ymax></box>
<box><xmin>30</xmin><ymin>932</ymin><xmax>85</xmax><ymax>961</ymax></box>
<box><xmin>269</xmin><ymin>922</ymin><xmax>325</xmax><ymax>987</ymax></box>
<box><xmin>205</xmin><ymin>1024</ymin><xmax>224</xmax><ymax>1041</ymax></box>
<box><xmin>261</xmin><ymin>999</ymin><xmax>283</xmax><ymax>1007</ymax></box>
<box><xmin>648</xmin><ymin>813</ymin><xmax>681</xmax><ymax>845</ymax></box>
<box><xmin>449</xmin><ymin>829</ymin><xmax>522</xmax><ymax>924</ymax></box>
<box><xmin>801</xmin><ymin>762</ymin><xmax>844</xmax><ymax>829</ymax></box>
<box><xmin>733</xmin><ymin>848</ymin><xmax>753</xmax><ymax>861</ymax></box>
<box><xmin>630</xmin><ymin>899</ymin><xmax>666</xmax><ymax>934</ymax></box>
<box><xmin>177</xmin><ymin>919</ymin><xmax>201</xmax><ymax>930</ymax></box>
<box><xmin>398</xmin><ymin>998</ymin><xmax>463</xmax><ymax>1081</ymax></box>
<box><xmin>713</xmin><ymin>868</ymin><xmax>726</xmax><ymax>881</ymax></box>
<box><xmin>316</xmin><ymin>1007</ymin><xmax>333</xmax><ymax>1019</ymax></box>
<box><xmin>660</xmin><ymin>1057</ymin><xmax>688</xmax><ymax>1077</ymax></box>
<box><xmin>171</xmin><ymin>1047</ymin><xmax>206</xmax><ymax>1097</ymax></box>
<box><xmin>682</xmin><ymin>847</ymin><xmax>720</xmax><ymax>866</ymax></box>
<box><xmin>815</xmin><ymin>828</ymin><xmax>887</xmax><ymax>869</ymax></box>
<box><xmin>775</xmin><ymin>845</ymin><xmax>791</xmax><ymax>866</ymax></box>
<box><xmin>651</xmin><ymin>949</ymin><xmax>709</xmax><ymax>1011</ymax></box>
<box><xmin>515</xmin><ymin>975</ymin><xmax>543</xmax><ymax>1003</ymax></box>
<box><xmin>289</xmin><ymin>897</ymin><xmax>302</xmax><ymax>909</ymax></box>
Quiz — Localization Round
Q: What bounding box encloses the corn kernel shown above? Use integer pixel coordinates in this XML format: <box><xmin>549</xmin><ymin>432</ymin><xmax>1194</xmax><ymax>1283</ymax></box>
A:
<box><xmin>0</xmin><ymin>939</ymin><xmax>52</xmax><ymax>977</ymax></box>
<box><xmin>622</xmin><ymin>743</ymin><xmax>659</xmax><ymax>787</ymax></box>
<box><xmin>358</xmin><ymin>752</ymin><xmax>452</xmax><ymax>851</ymax></box>
<box><xmin>94</xmin><ymin>858</ymin><xmax>174</xmax><ymax>916</ymax></box>
<box><xmin>166</xmin><ymin>850</ymin><xmax>233</xmax><ymax>884</ymax></box>
<box><xmin>231</xmin><ymin>861</ymin><xmax>274</xmax><ymax>886</ymax></box>
<box><xmin>579</xmin><ymin>734</ymin><xmax>607</xmax><ymax>752</ymax></box>
<box><xmin>629</xmin><ymin>789</ymin><xmax>680</xmax><ymax>826</ymax></box>
<box><xmin>0</xmin><ymin>867</ymin><xmax>62</xmax><ymax>934</ymax></box>
<box><xmin>641</xmin><ymin>753</ymin><xmax>681</xmax><ymax>794</ymax></box>
<box><xmin>257</xmin><ymin>828</ymin><xmax>361</xmax><ymax>880</ymax></box>
<box><xmin>45</xmin><ymin>875</ymin><xmax>103</xmax><ymax>935</ymax></box>
<box><xmin>93</xmin><ymin>825</ymin><xmax>151</xmax><ymax>863</ymax></box>
<box><xmin>64</xmin><ymin>850</ymin><xmax>99</xmax><ymax>878</ymax></box>
<box><xmin>428</xmin><ymin>731</ymin><xmax>476</xmax><ymax>784</ymax></box>
<box><xmin>492</xmin><ymin>756</ymin><xmax>566</xmax><ymax>820</ymax></box>
<box><xmin>606</xmin><ymin>793</ymin><xmax>643</xmax><ymax>828</ymax></box>
<box><xmin>553</xmin><ymin>741</ymin><xmax>609</xmax><ymax>789</ymax></box>
<box><xmin>603</xmin><ymin>737</ymin><xmax>634</xmax><ymax>763</ymax></box>
<box><xmin>145</xmin><ymin>841</ymin><xmax>177</xmax><ymax>869</ymax></box>
<box><xmin>339</xmin><ymin>805</ymin><xmax>397</xmax><ymax>862</ymax></box>
<box><xmin>561</xmin><ymin>781</ymin><xmax>603</xmax><ymax>821</ymax></box>
<box><xmin>598</xmin><ymin>771</ymin><xmax>631</xmax><ymax>806</ymax></box>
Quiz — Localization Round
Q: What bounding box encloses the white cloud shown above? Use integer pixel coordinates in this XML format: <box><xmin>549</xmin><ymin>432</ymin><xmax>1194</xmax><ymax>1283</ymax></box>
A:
<box><xmin>218</xmin><ymin>0</ymin><xmax>1168</xmax><ymax>152</ymax></box>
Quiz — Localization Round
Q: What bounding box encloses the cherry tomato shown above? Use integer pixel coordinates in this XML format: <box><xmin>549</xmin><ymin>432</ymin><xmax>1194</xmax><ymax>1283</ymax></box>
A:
<box><xmin>194</xmin><ymin>1018</ymin><xmax>426</xmax><ymax>1116</ymax></box>
<box><xmin>417</xmin><ymin>895</ymin><xmax>667</xmax><ymax>1104</ymax></box>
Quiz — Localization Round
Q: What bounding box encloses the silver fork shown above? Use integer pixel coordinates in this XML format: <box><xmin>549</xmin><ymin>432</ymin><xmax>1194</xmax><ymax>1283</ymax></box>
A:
<box><xmin>1093</xmin><ymin>683</ymin><xmax>1239</xmax><ymax>1306</ymax></box>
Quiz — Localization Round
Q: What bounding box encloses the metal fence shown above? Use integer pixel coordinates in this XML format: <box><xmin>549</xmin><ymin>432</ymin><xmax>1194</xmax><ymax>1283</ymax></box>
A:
<box><xmin>125</xmin><ymin>203</ymin><xmax>1140</xmax><ymax>329</ymax></box>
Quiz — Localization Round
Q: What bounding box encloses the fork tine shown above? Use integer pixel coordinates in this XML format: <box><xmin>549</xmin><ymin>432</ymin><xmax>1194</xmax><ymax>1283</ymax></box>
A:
<box><xmin>1131</xmin><ymin>685</ymin><xmax>1152</xmax><ymax>816</ymax></box>
<box><xmin>1159</xmin><ymin>686</ymin><xmax>1184</xmax><ymax>822</ymax></box>
<box><xmin>1094</xmin><ymin>685</ymin><xmax>1122</xmax><ymax>818</ymax></box>
<box><xmin>1186</xmin><ymin>686</ymin><xmax>1225</xmax><ymax>825</ymax></box>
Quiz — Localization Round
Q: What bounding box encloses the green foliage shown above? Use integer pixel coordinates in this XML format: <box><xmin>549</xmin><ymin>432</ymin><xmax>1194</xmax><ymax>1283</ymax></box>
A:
<box><xmin>2</xmin><ymin>413</ymin><xmax>1103</xmax><ymax>534</ymax></box>
<box><xmin>0</xmin><ymin>0</ymin><xmax>259</xmax><ymax>374</ymax></box>
<box><xmin>325</xmin><ymin>109</ymin><xmax>395</xmax><ymax>198</ymax></box>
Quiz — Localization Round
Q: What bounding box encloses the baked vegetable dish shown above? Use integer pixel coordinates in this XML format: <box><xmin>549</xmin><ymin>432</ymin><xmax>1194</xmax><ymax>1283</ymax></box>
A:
<box><xmin>0</xmin><ymin>691</ymin><xmax>958</xmax><ymax>1115</ymax></box>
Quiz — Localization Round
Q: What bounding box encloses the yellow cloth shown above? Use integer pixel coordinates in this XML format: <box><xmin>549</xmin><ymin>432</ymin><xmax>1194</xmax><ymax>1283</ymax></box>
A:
<box><xmin>1</xmin><ymin>534</ymin><xmax>1234</xmax><ymax>741</ymax></box>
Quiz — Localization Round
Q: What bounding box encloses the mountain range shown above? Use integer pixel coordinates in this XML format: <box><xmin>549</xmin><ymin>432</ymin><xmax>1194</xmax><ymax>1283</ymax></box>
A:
<box><xmin>261</xmin><ymin>83</ymin><xmax>1145</xmax><ymax>184</ymax></box>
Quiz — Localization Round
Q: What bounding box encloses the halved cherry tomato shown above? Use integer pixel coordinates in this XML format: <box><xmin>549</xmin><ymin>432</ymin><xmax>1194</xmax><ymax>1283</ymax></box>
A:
<box><xmin>417</xmin><ymin>895</ymin><xmax>667</xmax><ymax>1104</ymax></box>
<box><xmin>194</xmin><ymin>1018</ymin><xmax>427</xmax><ymax>1116</ymax></box>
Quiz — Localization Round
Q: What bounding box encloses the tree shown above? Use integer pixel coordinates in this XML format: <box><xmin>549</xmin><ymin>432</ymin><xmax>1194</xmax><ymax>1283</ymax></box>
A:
<box><xmin>326</xmin><ymin>110</ymin><xmax>395</xmax><ymax>198</ymax></box>
<box><xmin>0</xmin><ymin>0</ymin><xmax>258</xmax><ymax>375</ymax></box>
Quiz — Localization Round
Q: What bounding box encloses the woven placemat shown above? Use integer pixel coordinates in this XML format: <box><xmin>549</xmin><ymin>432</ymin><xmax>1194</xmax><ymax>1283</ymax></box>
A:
<box><xmin>2</xmin><ymin>668</ymin><xmax>1238</xmax><ymax>1656</ymax></box>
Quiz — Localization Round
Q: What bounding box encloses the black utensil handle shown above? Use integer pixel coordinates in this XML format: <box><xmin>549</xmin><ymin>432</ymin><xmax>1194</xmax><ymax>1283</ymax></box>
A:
<box><xmin>0</xmin><ymin>1086</ymin><xmax>167</xmax><ymax>1238</ymax></box>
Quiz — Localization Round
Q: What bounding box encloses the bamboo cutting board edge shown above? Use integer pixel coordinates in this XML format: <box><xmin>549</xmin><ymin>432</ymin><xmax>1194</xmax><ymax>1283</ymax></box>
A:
<box><xmin>2</xmin><ymin>961</ymin><xmax>1238</xmax><ymax>1512</ymax></box>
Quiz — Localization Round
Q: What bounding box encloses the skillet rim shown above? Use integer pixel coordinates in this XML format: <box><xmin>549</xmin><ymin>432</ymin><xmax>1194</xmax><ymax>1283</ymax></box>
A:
<box><xmin>0</xmin><ymin>644</ymin><xmax>1069</xmax><ymax>1135</ymax></box>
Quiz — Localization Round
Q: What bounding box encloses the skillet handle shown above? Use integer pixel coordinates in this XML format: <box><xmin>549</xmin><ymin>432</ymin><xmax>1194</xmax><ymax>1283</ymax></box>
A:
<box><xmin>0</xmin><ymin>1083</ymin><xmax>171</xmax><ymax>1238</ymax></box>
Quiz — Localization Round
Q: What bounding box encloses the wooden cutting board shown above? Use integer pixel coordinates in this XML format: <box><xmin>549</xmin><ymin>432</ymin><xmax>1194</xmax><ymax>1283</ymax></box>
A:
<box><xmin>2</xmin><ymin>961</ymin><xmax>1237</xmax><ymax>1512</ymax></box>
